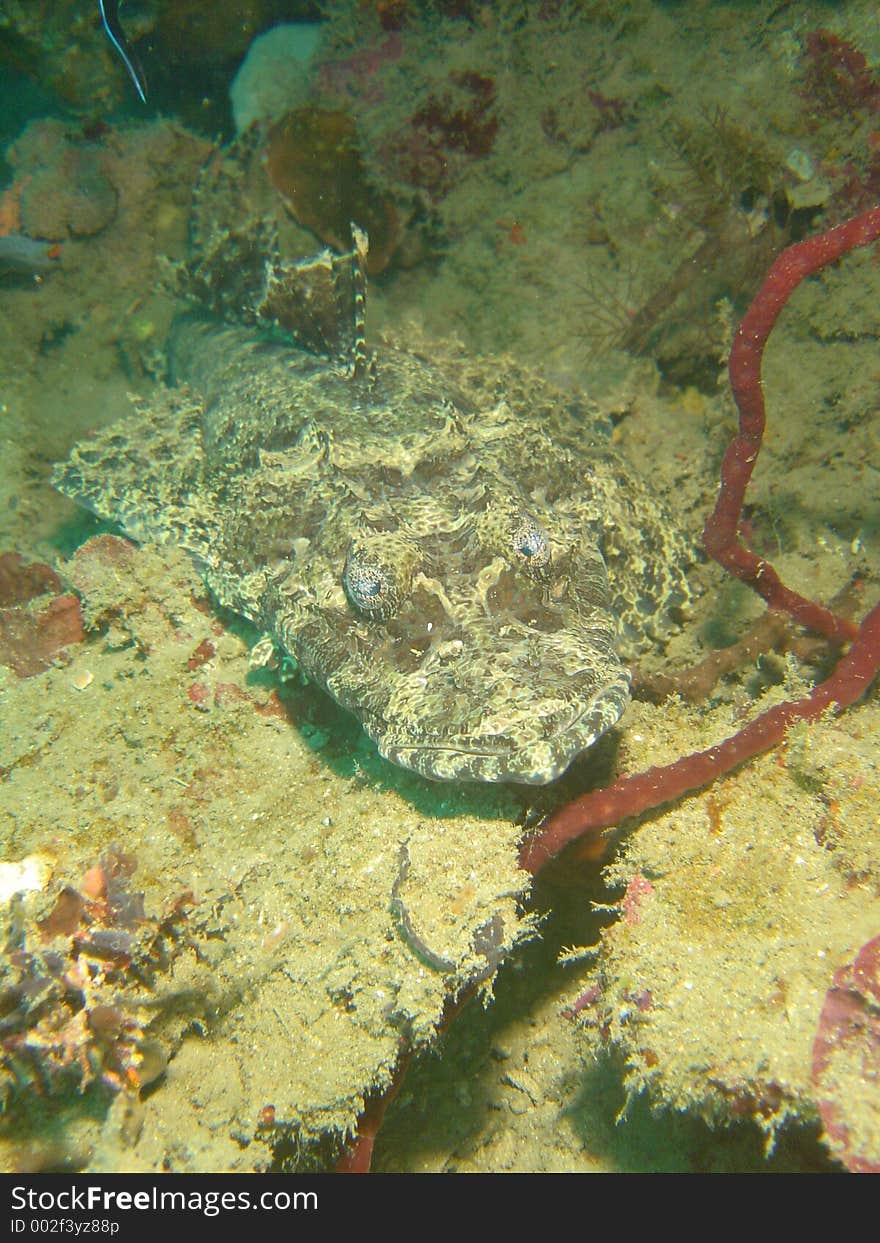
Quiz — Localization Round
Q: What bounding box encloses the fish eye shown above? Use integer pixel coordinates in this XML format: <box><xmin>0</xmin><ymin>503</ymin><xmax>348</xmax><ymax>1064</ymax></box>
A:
<box><xmin>342</xmin><ymin>537</ymin><xmax>415</xmax><ymax>620</ymax></box>
<box><xmin>511</xmin><ymin>514</ymin><xmax>551</xmax><ymax>580</ymax></box>
<box><xmin>343</xmin><ymin>551</ymin><xmax>393</xmax><ymax>618</ymax></box>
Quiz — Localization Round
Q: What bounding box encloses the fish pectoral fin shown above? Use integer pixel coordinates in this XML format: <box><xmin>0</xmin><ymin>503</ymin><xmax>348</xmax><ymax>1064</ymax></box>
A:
<box><xmin>52</xmin><ymin>383</ymin><xmax>213</xmax><ymax>555</ymax></box>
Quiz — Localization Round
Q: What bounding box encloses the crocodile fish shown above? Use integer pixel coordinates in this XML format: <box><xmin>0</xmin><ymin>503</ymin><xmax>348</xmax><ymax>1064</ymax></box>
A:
<box><xmin>54</xmin><ymin>225</ymin><xmax>693</xmax><ymax>784</ymax></box>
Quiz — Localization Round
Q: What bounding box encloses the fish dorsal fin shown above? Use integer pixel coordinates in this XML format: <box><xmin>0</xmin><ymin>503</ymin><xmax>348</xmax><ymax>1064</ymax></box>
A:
<box><xmin>171</xmin><ymin>216</ymin><xmax>276</xmax><ymax>324</ymax></box>
<box><xmin>172</xmin><ymin>214</ymin><xmax>373</xmax><ymax>379</ymax></box>
<box><xmin>256</xmin><ymin>224</ymin><xmax>372</xmax><ymax>379</ymax></box>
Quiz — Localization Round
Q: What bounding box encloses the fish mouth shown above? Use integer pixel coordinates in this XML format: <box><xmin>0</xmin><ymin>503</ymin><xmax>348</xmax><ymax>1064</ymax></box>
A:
<box><xmin>370</xmin><ymin>673</ymin><xmax>631</xmax><ymax>784</ymax></box>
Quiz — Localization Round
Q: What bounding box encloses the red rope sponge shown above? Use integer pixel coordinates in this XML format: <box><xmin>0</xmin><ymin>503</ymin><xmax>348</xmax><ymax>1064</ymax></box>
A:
<box><xmin>520</xmin><ymin>598</ymin><xmax>880</xmax><ymax>873</ymax></box>
<box><xmin>522</xmin><ymin>204</ymin><xmax>880</xmax><ymax>874</ymax></box>
<box><xmin>703</xmin><ymin>204</ymin><xmax>880</xmax><ymax>640</ymax></box>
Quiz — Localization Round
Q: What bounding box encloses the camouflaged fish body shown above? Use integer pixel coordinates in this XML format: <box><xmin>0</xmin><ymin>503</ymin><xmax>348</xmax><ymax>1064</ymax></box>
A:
<box><xmin>54</xmin><ymin>231</ymin><xmax>694</xmax><ymax>784</ymax></box>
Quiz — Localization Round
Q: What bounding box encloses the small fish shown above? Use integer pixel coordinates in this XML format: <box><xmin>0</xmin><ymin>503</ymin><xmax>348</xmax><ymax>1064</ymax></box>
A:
<box><xmin>98</xmin><ymin>0</ymin><xmax>147</xmax><ymax>104</ymax></box>
<box><xmin>0</xmin><ymin>233</ymin><xmax>60</xmax><ymax>278</ymax></box>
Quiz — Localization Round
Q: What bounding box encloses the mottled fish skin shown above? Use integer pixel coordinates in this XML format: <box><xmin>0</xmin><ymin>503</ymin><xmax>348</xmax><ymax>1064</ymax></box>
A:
<box><xmin>54</xmin><ymin>237</ymin><xmax>694</xmax><ymax>784</ymax></box>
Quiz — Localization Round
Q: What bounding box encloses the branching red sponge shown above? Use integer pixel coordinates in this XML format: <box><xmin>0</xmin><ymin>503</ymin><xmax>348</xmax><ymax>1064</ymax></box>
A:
<box><xmin>522</xmin><ymin>204</ymin><xmax>880</xmax><ymax>874</ymax></box>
